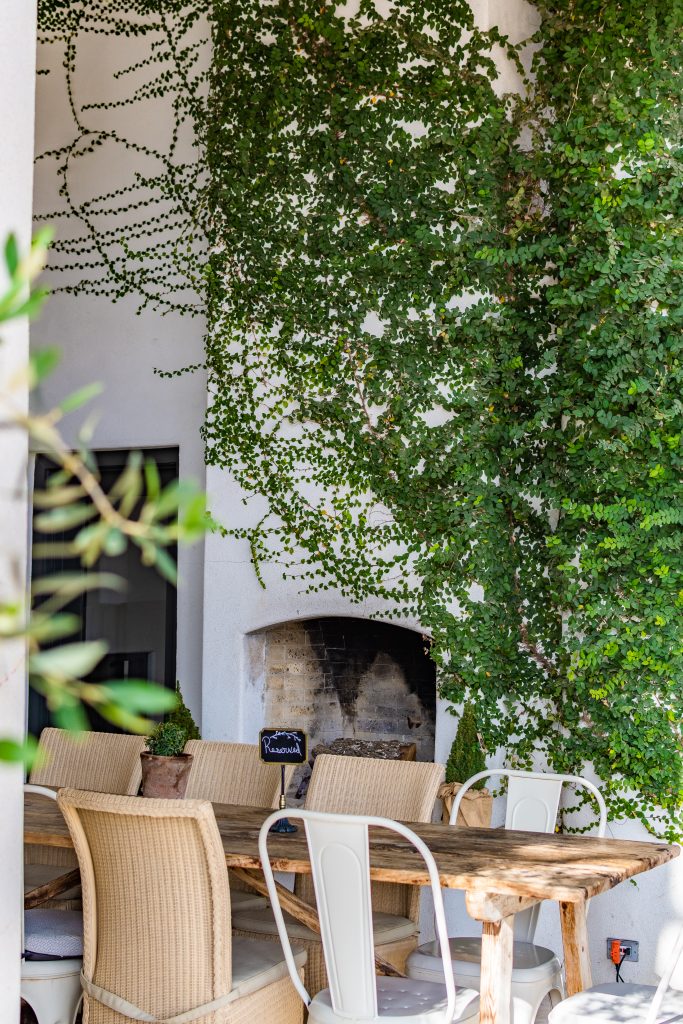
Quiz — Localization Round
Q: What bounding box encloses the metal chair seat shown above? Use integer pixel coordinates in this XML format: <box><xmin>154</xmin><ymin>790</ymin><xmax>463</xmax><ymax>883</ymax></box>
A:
<box><xmin>310</xmin><ymin>978</ymin><xmax>479</xmax><ymax>1024</ymax></box>
<box><xmin>549</xmin><ymin>982</ymin><xmax>683</xmax><ymax>1024</ymax></box>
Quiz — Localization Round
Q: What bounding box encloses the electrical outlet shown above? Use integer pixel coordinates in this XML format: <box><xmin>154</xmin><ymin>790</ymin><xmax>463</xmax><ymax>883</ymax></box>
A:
<box><xmin>607</xmin><ymin>938</ymin><xmax>639</xmax><ymax>962</ymax></box>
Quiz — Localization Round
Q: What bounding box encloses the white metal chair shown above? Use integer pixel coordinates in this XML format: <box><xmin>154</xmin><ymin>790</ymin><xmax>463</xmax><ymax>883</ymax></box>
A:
<box><xmin>407</xmin><ymin>769</ymin><xmax>608</xmax><ymax>1024</ymax></box>
<box><xmin>21</xmin><ymin>785</ymin><xmax>82</xmax><ymax>1024</ymax></box>
<box><xmin>234</xmin><ymin>754</ymin><xmax>445</xmax><ymax>993</ymax></box>
<box><xmin>549</xmin><ymin>923</ymin><xmax>683</xmax><ymax>1024</ymax></box>
<box><xmin>260</xmin><ymin>807</ymin><xmax>481</xmax><ymax>1024</ymax></box>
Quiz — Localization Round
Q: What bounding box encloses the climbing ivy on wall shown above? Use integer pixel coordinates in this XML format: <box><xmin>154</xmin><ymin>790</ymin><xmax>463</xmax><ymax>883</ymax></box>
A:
<box><xmin>528</xmin><ymin>2</ymin><xmax>683</xmax><ymax>835</ymax></box>
<box><xmin>204</xmin><ymin>0</ymin><xmax>683</xmax><ymax>838</ymax></box>
<box><xmin>36</xmin><ymin>0</ymin><xmax>210</xmax><ymax>318</ymax></box>
<box><xmin>36</xmin><ymin>0</ymin><xmax>683</xmax><ymax>837</ymax></box>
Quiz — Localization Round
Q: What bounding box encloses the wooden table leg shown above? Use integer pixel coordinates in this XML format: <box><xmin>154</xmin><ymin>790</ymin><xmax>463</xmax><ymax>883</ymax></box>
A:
<box><xmin>560</xmin><ymin>900</ymin><xmax>592</xmax><ymax>995</ymax></box>
<box><xmin>465</xmin><ymin>893</ymin><xmax>535</xmax><ymax>1024</ymax></box>
<box><xmin>479</xmin><ymin>914</ymin><xmax>514</xmax><ymax>1024</ymax></box>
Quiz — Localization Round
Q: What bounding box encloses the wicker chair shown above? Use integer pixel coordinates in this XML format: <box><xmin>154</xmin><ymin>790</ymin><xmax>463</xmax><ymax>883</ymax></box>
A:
<box><xmin>184</xmin><ymin>740</ymin><xmax>294</xmax><ymax>806</ymax></box>
<box><xmin>57</xmin><ymin>788</ymin><xmax>306</xmax><ymax>1024</ymax></box>
<box><xmin>232</xmin><ymin>754</ymin><xmax>445</xmax><ymax>996</ymax></box>
<box><xmin>26</xmin><ymin>729</ymin><xmax>148</xmax><ymax>909</ymax></box>
<box><xmin>30</xmin><ymin>728</ymin><xmax>147</xmax><ymax>794</ymax></box>
<box><xmin>184</xmin><ymin>740</ymin><xmax>296</xmax><ymax>913</ymax></box>
<box><xmin>22</xmin><ymin>786</ymin><xmax>83</xmax><ymax>1024</ymax></box>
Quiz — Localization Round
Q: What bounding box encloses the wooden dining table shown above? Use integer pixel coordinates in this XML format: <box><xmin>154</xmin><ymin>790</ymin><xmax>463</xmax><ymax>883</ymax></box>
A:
<box><xmin>25</xmin><ymin>793</ymin><xmax>678</xmax><ymax>1024</ymax></box>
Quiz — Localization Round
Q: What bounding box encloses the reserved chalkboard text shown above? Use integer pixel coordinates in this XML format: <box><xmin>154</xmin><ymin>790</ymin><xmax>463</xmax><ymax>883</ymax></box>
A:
<box><xmin>259</xmin><ymin>728</ymin><xmax>308</xmax><ymax>765</ymax></box>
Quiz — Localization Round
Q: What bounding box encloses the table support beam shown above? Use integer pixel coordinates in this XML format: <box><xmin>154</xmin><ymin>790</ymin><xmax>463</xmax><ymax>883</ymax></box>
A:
<box><xmin>560</xmin><ymin>899</ymin><xmax>592</xmax><ymax>995</ymax></box>
<box><xmin>24</xmin><ymin>868</ymin><xmax>81</xmax><ymax>909</ymax></box>
<box><xmin>465</xmin><ymin>890</ymin><xmax>539</xmax><ymax>922</ymax></box>
<box><xmin>231</xmin><ymin>866</ymin><xmax>406</xmax><ymax>978</ymax></box>
<box><xmin>479</xmin><ymin>914</ymin><xmax>514</xmax><ymax>1024</ymax></box>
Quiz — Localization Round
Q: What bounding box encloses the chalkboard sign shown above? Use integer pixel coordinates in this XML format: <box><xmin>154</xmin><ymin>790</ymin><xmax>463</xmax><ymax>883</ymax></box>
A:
<box><xmin>259</xmin><ymin>728</ymin><xmax>308</xmax><ymax>765</ymax></box>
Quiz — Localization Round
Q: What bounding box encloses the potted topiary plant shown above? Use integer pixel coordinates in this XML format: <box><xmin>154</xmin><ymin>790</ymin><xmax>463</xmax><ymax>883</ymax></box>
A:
<box><xmin>166</xmin><ymin>681</ymin><xmax>200</xmax><ymax>741</ymax></box>
<box><xmin>439</xmin><ymin>703</ymin><xmax>492</xmax><ymax>827</ymax></box>
<box><xmin>140</xmin><ymin>722</ymin><xmax>192</xmax><ymax>798</ymax></box>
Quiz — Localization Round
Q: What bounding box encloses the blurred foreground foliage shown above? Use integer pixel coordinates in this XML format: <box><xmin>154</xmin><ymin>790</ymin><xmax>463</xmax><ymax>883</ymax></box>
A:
<box><xmin>0</xmin><ymin>231</ymin><xmax>210</xmax><ymax>764</ymax></box>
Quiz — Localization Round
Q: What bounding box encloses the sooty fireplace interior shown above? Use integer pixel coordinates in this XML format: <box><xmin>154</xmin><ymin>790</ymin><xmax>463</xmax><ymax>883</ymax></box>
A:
<box><xmin>247</xmin><ymin>617</ymin><xmax>436</xmax><ymax>790</ymax></box>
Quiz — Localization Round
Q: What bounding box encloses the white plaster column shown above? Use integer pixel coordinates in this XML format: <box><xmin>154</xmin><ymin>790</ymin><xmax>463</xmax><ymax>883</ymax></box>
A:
<box><xmin>0</xmin><ymin>0</ymin><xmax>38</xmax><ymax>1011</ymax></box>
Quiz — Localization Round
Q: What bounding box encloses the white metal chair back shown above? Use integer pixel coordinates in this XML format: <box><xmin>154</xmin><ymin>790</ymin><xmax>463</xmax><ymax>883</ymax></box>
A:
<box><xmin>22</xmin><ymin>785</ymin><xmax>59</xmax><ymax>951</ymax></box>
<box><xmin>25</xmin><ymin>783</ymin><xmax>58</xmax><ymax>800</ymax></box>
<box><xmin>259</xmin><ymin>808</ymin><xmax>457</xmax><ymax>1022</ymax></box>
<box><xmin>504</xmin><ymin>773</ymin><xmax>564</xmax><ymax>832</ymax></box>
<box><xmin>644</xmin><ymin>924</ymin><xmax>683</xmax><ymax>1024</ymax></box>
<box><xmin>451</xmin><ymin>769</ymin><xmax>607</xmax><ymax>942</ymax></box>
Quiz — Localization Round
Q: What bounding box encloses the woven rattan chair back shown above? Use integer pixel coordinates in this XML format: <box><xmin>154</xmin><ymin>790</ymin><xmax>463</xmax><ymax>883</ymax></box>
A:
<box><xmin>57</xmin><ymin>789</ymin><xmax>232</xmax><ymax>1024</ymax></box>
<box><xmin>301</xmin><ymin>754</ymin><xmax>444</xmax><ymax>922</ymax></box>
<box><xmin>184</xmin><ymin>740</ymin><xmax>294</xmax><ymax>806</ymax></box>
<box><xmin>30</xmin><ymin>728</ymin><xmax>146</xmax><ymax>795</ymax></box>
<box><xmin>27</xmin><ymin>729</ymin><xmax>147</xmax><ymax>878</ymax></box>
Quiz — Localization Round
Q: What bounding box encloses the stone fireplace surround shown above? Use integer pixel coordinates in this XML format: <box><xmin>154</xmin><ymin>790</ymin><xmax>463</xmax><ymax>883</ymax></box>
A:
<box><xmin>246</xmin><ymin>616</ymin><xmax>436</xmax><ymax>798</ymax></box>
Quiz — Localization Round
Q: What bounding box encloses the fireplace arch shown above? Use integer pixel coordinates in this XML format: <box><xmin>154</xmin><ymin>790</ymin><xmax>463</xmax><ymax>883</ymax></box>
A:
<box><xmin>245</xmin><ymin>617</ymin><xmax>436</xmax><ymax>771</ymax></box>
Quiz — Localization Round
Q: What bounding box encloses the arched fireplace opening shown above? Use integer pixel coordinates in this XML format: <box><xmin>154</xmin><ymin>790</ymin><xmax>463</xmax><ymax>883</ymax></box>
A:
<box><xmin>246</xmin><ymin>617</ymin><xmax>436</xmax><ymax>799</ymax></box>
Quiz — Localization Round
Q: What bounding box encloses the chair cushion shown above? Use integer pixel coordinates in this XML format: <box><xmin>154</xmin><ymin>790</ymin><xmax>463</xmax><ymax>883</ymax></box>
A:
<box><xmin>309</xmin><ymin>978</ymin><xmax>479</xmax><ymax>1024</ymax></box>
<box><xmin>233</xmin><ymin>906</ymin><xmax>418</xmax><ymax>945</ymax></box>
<box><xmin>231</xmin><ymin>939</ymin><xmax>307</xmax><ymax>1000</ymax></box>
<box><xmin>69</xmin><ymin>941</ymin><xmax>306</xmax><ymax>1017</ymax></box>
<box><xmin>408</xmin><ymin>937</ymin><xmax>562</xmax><ymax>985</ymax></box>
<box><xmin>24</xmin><ymin>910</ymin><xmax>83</xmax><ymax>959</ymax></box>
<box><xmin>548</xmin><ymin>983</ymin><xmax>683</xmax><ymax>1024</ymax></box>
<box><xmin>231</xmin><ymin>890</ymin><xmax>268</xmax><ymax>913</ymax></box>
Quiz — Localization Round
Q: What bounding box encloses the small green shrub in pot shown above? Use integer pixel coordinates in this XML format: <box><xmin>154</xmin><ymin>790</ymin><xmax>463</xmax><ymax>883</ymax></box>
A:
<box><xmin>141</xmin><ymin>722</ymin><xmax>192</xmax><ymax>798</ymax></box>
<box><xmin>166</xmin><ymin>682</ymin><xmax>200</xmax><ymax>742</ymax></box>
<box><xmin>146</xmin><ymin>722</ymin><xmax>187</xmax><ymax>757</ymax></box>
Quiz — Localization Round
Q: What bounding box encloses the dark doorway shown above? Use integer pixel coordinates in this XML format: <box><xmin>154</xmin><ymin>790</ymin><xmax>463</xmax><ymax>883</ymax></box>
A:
<box><xmin>29</xmin><ymin>447</ymin><xmax>179</xmax><ymax>735</ymax></box>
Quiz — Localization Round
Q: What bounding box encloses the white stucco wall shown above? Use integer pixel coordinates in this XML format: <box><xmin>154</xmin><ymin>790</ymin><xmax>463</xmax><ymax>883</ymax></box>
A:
<box><xmin>31</xmin><ymin>20</ymin><xmax>208</xmax><ymax>721</ymax></box>
<box><xmin>0</xmin><ymin>0</ymin><xmax>37</xmax><ymax>1010</ymax></box>
<box><xmin>25</xmin><ymin>0</ymin><xmax>682</xmax><ymax>993</ymax></box>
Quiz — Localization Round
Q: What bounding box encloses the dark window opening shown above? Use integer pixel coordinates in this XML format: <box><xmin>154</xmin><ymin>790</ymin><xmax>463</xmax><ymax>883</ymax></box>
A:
<box><xmin>29</xmin><ymin>447</ymin><xmax>179</xmax><ymax>735</ymax></box>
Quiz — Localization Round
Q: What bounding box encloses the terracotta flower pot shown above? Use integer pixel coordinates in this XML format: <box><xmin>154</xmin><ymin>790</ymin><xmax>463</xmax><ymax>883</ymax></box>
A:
<box><xmin>438</xmin><ymin>781</ymin><xmax>492</xmax><ymax>827</ymax></box>
<box><xmin>140</xmin><ymin>752</ymin><xmax>193</xmax><ymax>799</ymax></box>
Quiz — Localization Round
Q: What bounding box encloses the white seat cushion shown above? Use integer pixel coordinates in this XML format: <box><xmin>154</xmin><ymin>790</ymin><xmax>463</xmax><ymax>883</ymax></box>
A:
<box><xmin>230</xmin><ymin>938</ymin><xmax>307</xmax><ymax>1000</ymax></box>
<box><xmin>309</xmin><ymin>977</ymin><xmax>479</xmax><ymax>1024</ymax></box>
<box><xmin>24</xmin><ymin>910</ymin><xmax>83</xmax><ymax>959</ymax></box>
<box><xmin>233</xmin><ymin>906</ymin><xmax>418</xmax><ymax>945</ymax></box>
<box><xmin>231</xmin><ymin>890</ymin><xmax>268</xmax><ymax>913</ymax></box>
<box><xmin>548</xmin><ymin>983</ymin><xmax>683</xmax><ymax>1024</ymax></box>
<box><xmin>408</xmin><ymin>937</ymin><xmax>562</xmax><ymax>985</ymax></box>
